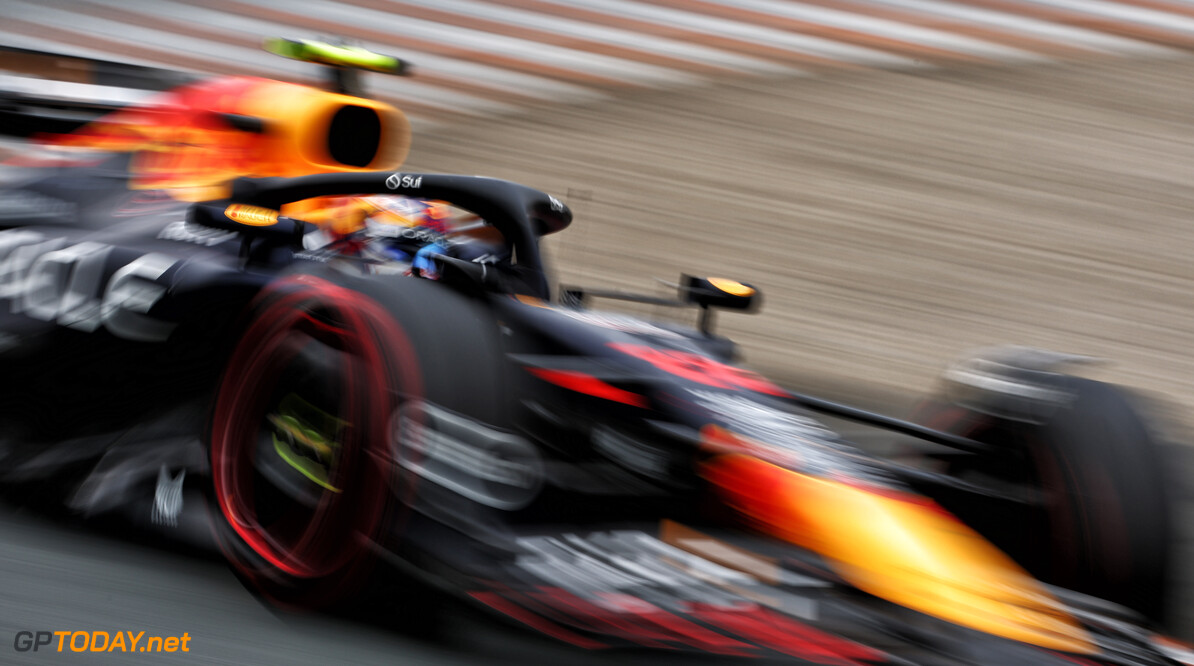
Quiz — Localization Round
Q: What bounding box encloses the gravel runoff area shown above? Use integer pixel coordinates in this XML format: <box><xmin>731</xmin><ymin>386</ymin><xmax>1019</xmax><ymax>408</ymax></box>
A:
<box><xmin>406</xmin><ymin>56</ymin><xmax>1194</xmax><ymax>415</ymax></box>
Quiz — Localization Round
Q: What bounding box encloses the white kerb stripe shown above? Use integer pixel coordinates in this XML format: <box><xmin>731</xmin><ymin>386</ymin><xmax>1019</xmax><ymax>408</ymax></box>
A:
<box><xmin>519</xmin><ymin>0</ymin><xmax>925</xmax><ymax>68</ymax></box>
<box><xmin>866</xmin><ymin>0</ymin><xmax>1182</xmax><ymax>55</ymax></box>
<box><xmin>385</xmin><ymin>0</ymin><xmax>793</xmax><ymax>75</ymax></box>
<box><xmin>260</xmin><ymin>0</ymin><xmax>707</xmax><ymax>87</ymax></box>
<box><xmin>1013</xmin><ymin>0</ymin><xmax>1194</xmax><ymax>37</ymax></box>
<box><xmin>696</xmin><ymin>0</ymin><xmax>1051</xmax><ymax>61</ymax></box>
<box><xmin>79</xmin><ymin>0</ymin><xmax>607</xmax><ymax>102</ymax></box>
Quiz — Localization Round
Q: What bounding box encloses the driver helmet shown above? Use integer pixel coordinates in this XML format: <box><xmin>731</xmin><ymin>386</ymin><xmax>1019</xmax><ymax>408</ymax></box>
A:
<box><xmin>363</xmin><ymin>197</ymin><xmax>509</xmax><ymax>278</ymax></box>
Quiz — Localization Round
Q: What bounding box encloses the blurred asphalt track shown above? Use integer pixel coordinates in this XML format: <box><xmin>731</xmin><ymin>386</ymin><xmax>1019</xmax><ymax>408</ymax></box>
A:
<box><xmin>6</xmin><ymin>0</ymin><xmax>1194</xmax><ymax>663</ymax></box>
<box><xmin>0</xmin><ymin>507</ymin><xmax>794</xmax><ymax>666</ymax></box>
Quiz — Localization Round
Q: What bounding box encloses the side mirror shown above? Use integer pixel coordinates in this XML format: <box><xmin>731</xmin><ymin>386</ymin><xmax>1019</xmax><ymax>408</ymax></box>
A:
<box><xmin>680</xmin><ymin>275</ymin><xmax>761</xmax><ymax>335</ymax></box>
<box><xmin>680</xmin><ymin>275</ymin><xmax>761</xmax><ymax>312</ymax></box>
<box><xmin>187</xmin><ymin>202</ymin><xmax>308</xmax><ymax>268</ymax></box>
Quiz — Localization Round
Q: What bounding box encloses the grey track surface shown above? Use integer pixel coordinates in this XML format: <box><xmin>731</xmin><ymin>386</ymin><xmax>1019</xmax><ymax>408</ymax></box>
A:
<box><xmin>0</xmin><ymin>513</ymin><xmax>795</xmax><ymax>666</ymax></box>
<box><xmin>4</xmin><ymin>57</ymin><xmax>1194</xmax><ymax>662</ymax></box>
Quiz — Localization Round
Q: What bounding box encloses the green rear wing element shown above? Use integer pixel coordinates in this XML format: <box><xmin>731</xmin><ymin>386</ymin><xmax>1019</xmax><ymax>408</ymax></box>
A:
<box><xmin>264</xmin><ymin>38</ymin><xmax>411</xmax><ymax>85</ymax></box>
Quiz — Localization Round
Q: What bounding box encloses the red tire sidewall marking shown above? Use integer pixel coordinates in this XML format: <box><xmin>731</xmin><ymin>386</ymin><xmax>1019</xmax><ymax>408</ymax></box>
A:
<box><xmin>211</xmin><ymin>275</ymin><xmax>422</xmax><ymax>589</ymax></box>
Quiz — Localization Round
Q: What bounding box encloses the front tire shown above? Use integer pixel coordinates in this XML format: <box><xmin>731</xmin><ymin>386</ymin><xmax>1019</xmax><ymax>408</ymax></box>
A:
<box><xmin>913</xmin><ymin>352</ymin><xmax>1174</xmax><ymax>623</ymax></box>
<box><xmin>208</xmin><ymin>274</ymin><xmax>421</xmax><ymax>608</ymax></box>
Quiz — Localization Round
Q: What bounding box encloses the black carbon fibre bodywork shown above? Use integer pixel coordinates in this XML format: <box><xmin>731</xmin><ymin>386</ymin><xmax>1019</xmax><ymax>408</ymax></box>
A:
<box><xmin>0</xmin><ymin>152</ymin><xmax>1185</xmax><ymax>666</ymax></box>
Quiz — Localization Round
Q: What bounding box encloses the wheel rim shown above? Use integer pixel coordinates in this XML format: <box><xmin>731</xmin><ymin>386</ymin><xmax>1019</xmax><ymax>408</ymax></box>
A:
<box><xmin>211</xmin><ymin>282</ymin><xmax>397</xmax><ymax>581</ymax></box>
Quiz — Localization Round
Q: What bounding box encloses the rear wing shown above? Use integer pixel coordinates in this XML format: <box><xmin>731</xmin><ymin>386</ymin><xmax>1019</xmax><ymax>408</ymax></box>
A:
<box><xmin>0</xmin><ymin>45</ymin><xmax>193</xmax><ymax>137</ymax></box>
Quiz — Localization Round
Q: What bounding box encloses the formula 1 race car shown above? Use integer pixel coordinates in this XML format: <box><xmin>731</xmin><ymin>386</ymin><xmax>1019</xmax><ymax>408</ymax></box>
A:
<box><xmin>0</xmin><ymin>41</ymin><xmax>1186</xmax><ymax>665</ymax></box>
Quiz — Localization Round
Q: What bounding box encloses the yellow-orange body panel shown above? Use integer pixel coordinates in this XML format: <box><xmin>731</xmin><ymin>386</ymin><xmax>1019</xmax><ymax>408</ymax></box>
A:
<box><xmin>45</xmin><ymin>76</ymin><xmax>409</xmax><ymax>202</ymax></box>
<box><xmin>703</xmin><ymin>451</ymin><xmax>1095</xmax><ymax>654</ymax></box>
